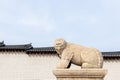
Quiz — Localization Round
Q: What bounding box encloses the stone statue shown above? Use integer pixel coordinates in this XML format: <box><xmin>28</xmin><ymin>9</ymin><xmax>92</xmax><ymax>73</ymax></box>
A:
<box><xmin>54</xmin><ymin>38</ymin><xmax>103</xmax><ymax>69</ymax></box>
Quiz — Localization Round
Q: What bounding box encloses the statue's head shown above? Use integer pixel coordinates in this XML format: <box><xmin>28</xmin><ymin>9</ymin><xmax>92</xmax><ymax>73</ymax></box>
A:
<box><xmin>54</xmin><ymin>38</ymin><xmax>67</xmax><ymax>54</ymax></box>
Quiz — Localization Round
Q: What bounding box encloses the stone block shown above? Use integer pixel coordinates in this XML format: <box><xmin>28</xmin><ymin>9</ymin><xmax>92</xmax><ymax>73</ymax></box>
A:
<box><xmin>53</xmin><ymin>69</ymin><xmax>107</xmax><ymax>80</ymax></box>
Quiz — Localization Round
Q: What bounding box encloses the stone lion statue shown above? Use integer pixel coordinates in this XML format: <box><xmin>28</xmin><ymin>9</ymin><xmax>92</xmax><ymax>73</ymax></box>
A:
<box><xmin>54</xmin><ymin>38</ymin><xmax>103</xmax><ymax>69</ymax></box>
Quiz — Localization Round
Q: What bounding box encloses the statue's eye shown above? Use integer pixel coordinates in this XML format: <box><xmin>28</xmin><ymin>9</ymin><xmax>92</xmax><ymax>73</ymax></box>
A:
<box><xmin>56</xmin><ymin>43</ymin><xmax>61</xmax><ymax>45</ymax></box>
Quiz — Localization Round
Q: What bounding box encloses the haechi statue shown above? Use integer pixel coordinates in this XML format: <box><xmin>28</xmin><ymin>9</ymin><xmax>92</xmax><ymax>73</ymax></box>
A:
<box><xmin>54</xmin><ymin>38</ymin><xmax>103</xmax><ymax>69</ymax></box>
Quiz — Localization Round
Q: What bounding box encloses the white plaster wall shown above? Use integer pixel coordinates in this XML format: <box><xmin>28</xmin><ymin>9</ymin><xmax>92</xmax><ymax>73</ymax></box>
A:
<box><xmin>0</xmin><ymin>52</ymin><xmax>120</xmax><ymax>80</ymax></box>
<box><xmin>103</xmin><ymin>60</ymin><xmax>120</xmax><ymax>80</ymax></box>
<box><xmin>0</xmin><ymin>52</ymin><xmax>58</xmax><ymax>80</ymax></box>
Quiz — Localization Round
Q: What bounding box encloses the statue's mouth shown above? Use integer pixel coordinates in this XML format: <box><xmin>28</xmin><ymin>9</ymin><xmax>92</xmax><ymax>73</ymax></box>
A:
<box><xmin>55</xmin><ymin>46</ymin><xmax>61</xmax><ymax>50</ymax></box>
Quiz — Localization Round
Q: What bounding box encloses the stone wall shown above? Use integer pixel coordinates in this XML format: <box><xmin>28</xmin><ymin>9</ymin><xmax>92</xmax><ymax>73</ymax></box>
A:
<box><xmin>103</xmin><ymin>59</ymin><xmax>120</xmax><ymax>80</ymax></box>
<box><xmin>0</xmin><ymin>52</ymin><xmax>58</xmax><ymax>80</ymax></box>
<box><xmin>0</xmin><ymin>52</ymin><xmax>119</xmax><ymax>80</ymax></box>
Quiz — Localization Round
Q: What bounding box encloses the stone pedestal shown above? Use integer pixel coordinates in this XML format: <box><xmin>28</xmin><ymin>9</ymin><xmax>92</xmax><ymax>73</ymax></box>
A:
<box><xmin>53</xmin><ymin>69</ymin><xmax>107</xmax><ymax>80</ymax></box>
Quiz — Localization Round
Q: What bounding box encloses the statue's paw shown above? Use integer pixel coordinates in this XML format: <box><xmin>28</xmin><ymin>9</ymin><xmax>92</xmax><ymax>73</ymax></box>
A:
<box><xmin>82</xmin><ymin>63</ymin><xmax>101</xmax><ymax>69</ymax></box>
<box><xmin>81</xmin><ymin>63</ymin><xmax>94</xmax><ymax>68</ymax></box>
<box><xmin>82</xmin><ymin>63</ymin><xmax>89</xmax><ymax>68</ymax></box>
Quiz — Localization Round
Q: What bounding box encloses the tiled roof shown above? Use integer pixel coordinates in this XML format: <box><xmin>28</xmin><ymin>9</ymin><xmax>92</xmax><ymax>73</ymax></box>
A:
<box><xmin>27</xmin><ymin>47</ymin><xmax>55</xmax><ymax>52</ymax></box>
<box><xmin>0</xmin><ymin>41</ymin><xmax>33</xmax><ymax>50</ymax></box>
<box><xmin>0</xmin><ymin>41</ymin><xmax>5</xmax><ymax>47</ymax></box>
<box><xmin>28</xmin><ymin>47</ymin><xmax>120</xmax><ymax>57</ymax></box>
<box><xmin>0</xmin><ymin>41</ymin><xmax>120</xmax><ymax>58</ymax></box>
<box><xmin>102</xmin><ymin>51</ymin><xmax>120</xmax><ymax>58</ymax></box>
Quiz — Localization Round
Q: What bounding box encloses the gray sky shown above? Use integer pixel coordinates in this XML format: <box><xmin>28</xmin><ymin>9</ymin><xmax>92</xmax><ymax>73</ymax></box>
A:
<box><xmin>0</xmin><ymin>0</ymin><xmax>120</xmax><ymax>51</ymax></box>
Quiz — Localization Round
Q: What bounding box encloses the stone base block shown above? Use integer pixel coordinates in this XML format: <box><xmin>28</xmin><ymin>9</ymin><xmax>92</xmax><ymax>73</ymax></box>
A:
<box><xmin>53</xmin><ymin>69</ymin><xmax>107</xmax><ymax>80</ymax></box>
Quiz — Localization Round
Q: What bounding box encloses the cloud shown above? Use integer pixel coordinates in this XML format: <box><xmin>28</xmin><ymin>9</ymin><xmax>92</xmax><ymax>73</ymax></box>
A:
<box><xmin>0</xmin><ymin>0</ymin><xmax>56</xmax><ymax>33</ymax></box>
<box><xmin>0</xmin><ymin>0</ymin><xmax>120</xmax><ymax>51</ymax></box>
<box><xmin>65</xmin><ymin>15</ymin><xmax>98</xmax><ymax>26</ymax></box>
<box><xmin>0</xmin><ymin>32</ymin><xmax>4</xmax><ymax>41</ymax></box>
<box><xmin>16</xmin><ymin>15</ymin><xmax>56</xmax><ymax>32</ymax></box>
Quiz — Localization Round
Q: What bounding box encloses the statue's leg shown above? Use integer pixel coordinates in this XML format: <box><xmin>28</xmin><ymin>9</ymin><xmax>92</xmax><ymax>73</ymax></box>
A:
<box><xmin>81</xmin><ymin>63</ymin><xmax>100</xmax><ymax>68</ymax></box>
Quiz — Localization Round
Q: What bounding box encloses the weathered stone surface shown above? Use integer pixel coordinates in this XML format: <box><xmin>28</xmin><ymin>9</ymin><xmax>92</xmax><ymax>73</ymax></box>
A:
<box><xmin>54</xmin><ymin>38</ymin><xmax>103</xmax><ymax>69</ymax></box>
<box><xmin>53</xmin><ymin>38</ymin><xmax>107</xmax><ymax>80</ymax></box>
<box><xmin>53</xmin><ymin>69</ymin><xmax>107</xmax><ymax>80</ymax></box>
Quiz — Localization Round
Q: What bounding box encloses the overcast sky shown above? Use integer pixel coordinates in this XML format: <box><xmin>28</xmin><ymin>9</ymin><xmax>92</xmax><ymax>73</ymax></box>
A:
<box><xmin>0</xmin><ymin>0</ymin><xmax>120</xmax><ymax>51</ymax></box>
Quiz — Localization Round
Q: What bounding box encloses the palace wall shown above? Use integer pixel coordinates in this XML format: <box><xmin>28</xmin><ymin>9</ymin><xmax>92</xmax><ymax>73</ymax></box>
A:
<box><xmin>0</xmin><ymin>52</ymin><xmax>119</xmax><ymax>80</ymax></box>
